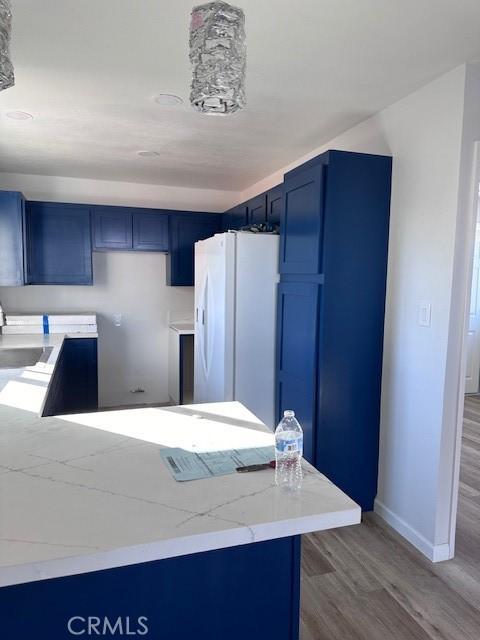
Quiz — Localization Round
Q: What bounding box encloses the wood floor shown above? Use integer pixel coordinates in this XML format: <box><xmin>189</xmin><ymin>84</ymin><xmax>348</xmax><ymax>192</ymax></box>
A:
<box><xmin>300</xmin><ymin>395</ymin><xmax>480</xmax><ymax>640</ymax></box>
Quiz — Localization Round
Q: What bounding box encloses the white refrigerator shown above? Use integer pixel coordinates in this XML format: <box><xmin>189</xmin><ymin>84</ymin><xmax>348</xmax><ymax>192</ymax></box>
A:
<box><xmin>194</xmin><ymin>231</ymin><xmax>279</xmax><ymax>428</ymax></box>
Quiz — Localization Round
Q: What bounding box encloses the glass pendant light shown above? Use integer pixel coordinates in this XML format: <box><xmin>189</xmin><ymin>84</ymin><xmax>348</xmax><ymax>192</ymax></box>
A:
<box><xmin>189</xmin><ymin>1</ymin><xmax>246</xmax><ymax>115</ymax></box>
<box><xmin>0</xmin><ymin>0</ymin><xmax>14</xmax><ymax>92</ymax></box>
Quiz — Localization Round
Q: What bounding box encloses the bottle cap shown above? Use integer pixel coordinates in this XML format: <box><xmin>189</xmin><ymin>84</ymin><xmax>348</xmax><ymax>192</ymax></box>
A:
<box><xmin>284</xmin><ymin>410</ymin><xmax>295</xmax><ymax>418</ymax></box>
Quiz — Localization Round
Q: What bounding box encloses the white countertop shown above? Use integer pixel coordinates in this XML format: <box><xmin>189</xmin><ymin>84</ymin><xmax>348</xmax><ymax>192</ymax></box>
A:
<box><xmin>169</xmin><ymin>322</ymin><xmax>194</xmax><ymax>335</ymax></box>
<box><xmin>0</xmin><ymin>398</ymin><xmax>360</xmax><ymax>588</ymax></box>
<box><xmin>0</xmin><ymin>332</ymin><xmax>98</xmax><ymax>416</ymax></box>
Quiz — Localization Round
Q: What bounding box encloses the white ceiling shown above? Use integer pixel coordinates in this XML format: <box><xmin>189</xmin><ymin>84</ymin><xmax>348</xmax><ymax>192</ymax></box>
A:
<box><xmin>1</xmin><ymin>0</ymin><xmax>480</xmax><ymax>191</ymax></box>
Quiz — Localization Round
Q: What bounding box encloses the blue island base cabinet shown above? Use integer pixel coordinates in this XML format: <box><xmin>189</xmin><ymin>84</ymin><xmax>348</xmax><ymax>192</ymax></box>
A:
<box><xmin>42</xmin><ymin>338</ymin><xmax>98</xmax><ymax>417</ymax></box>
<box><xmin>0</xmin><ymin>536</ymin><xmax>301</xmax><ymax>640</ymax></box>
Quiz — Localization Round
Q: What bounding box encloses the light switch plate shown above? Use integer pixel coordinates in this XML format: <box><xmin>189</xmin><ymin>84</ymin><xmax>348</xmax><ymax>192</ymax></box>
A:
<box><xmin>113</xmin><ymin>313</ymin><xmax>122</xmax><ymax>327</ymax></box>
<box><xmin>419</xmin><ymin>302</ymin><xmax>431</xmax><ymax>327</ymax></box>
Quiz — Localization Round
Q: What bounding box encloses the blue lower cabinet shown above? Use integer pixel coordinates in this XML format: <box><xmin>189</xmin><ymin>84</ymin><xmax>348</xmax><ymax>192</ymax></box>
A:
<box><xmin>167</xmin><ymin>213</ymin><xmax>222</xmax><ymax>286</ymax></box>
<box><xmin>0</xmin><ymin>191</ymin><xmax>26</xmax><ymax>286</ymax></box>
<box><xmin>0</xmin><ymin>536</ymin><xmax>301</xmax><ymax>640</ymax></box>
<box><xmin>276</xmin><ymin>281</ymin><xmax>320</xmax><ymax>464</ymax></box>
<box><xmin>26</xmin><ymin>203</ymin><xmax>93</xmax><ymax>285</ymax></box>
<box><xmin>93</xmin><ymin>208</ymin><xmax>133</xmax><ymax>250</ymax></box>
<box><xmin>43</xmin><ymin>338</ymin><xmax>98</xmax><ymax>416</ymax></box>
<box><xmin>133</xmin><ymin>212</ymin><xmax>169</xmax><ymax>251</ymax></box>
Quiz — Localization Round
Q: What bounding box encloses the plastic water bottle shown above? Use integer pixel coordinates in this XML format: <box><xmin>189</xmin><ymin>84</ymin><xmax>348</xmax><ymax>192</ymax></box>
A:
<box><xmin>275</xmin><ymin>410</ymin><xmax>303</xmax><ymax>492</ymax></box>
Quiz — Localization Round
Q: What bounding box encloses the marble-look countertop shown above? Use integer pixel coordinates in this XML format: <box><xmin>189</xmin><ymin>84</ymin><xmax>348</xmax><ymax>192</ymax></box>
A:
<box><xmin>0</xmin><ymin>332</ymin><xmax>98</xmax><ymax>416</ymax></box>
<box><xmin>0</xmin><ymin>399</ymin><xmax>360</xmax><ymax>588</ymax></box>
<box><xmin>169</xmin><ymin>322</ymin><xmax>194</xmax><ymax>335</ymax></box>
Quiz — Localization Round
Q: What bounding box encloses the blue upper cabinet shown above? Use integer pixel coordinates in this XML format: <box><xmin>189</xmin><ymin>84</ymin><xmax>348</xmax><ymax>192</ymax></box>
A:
<box><xmin>93</xmin><ymin>208</ymin><xmax>169</xmax><ymax>252</ymax></box>
<box><xmin>247</xmin><ymin>193</ymin><xmax>267</xmax><ymax>225</ymax></box>
<box><xmin>93</xmin><ymin>208</ymin><xmax>132</xmax><ymax>250</ymax></box>
<box><xmin>266</xmin><ymin>185</ymin><xmax>282</xmax><ymax>226</ymax></box>
<box><xmin>167</xmin><ymin>213</ymin><xmax>222</xmax><ymax>286</ymax></box>
<box><xmin>133</xmin><ymin>212</ymin><xmax>169</xmax><ymax>251</ymax></box>
<box><xmin>26</xmin><ymin>202</ymin><xmax>93</xmax><ymax>285</ymax></box>
<box><xmin>280</xmin><ymin>159</ymin><xmax>326</xmax><ymax>274</ymax></box>
<box><xmin>0</xmin><ymin>191</ymin><xmax>26</xmax><ymax>286</ymax></box>
<box><xmin>222</xmin><ymin>203</ymin><xmax>248</xmax><ymax>231</ymax></box>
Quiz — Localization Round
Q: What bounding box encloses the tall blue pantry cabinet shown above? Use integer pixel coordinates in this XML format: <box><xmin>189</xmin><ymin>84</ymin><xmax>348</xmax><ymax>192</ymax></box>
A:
<box><xmin>277</xmin><ymin>150</ymin><xmax>392</xmax><ymax>510</ymax></box>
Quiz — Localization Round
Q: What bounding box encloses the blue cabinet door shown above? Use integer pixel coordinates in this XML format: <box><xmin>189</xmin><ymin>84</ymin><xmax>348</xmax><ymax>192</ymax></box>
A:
<box><xmin>280</xmin><ymin>162</ymin><xmax>326</xmax><ymax>275</ymax></box>
<box><xmin>0</xmin><ymin>191</ymin><xmax>25</xmax><ymax>286</ymax></box>
<box><xmin>222</xmin><ymin>203</ymin><xmax>248</xmax><ymax>231</ymax></box>
<box><xmin>267</xmin><ymin>184</ymin><xmax>282</xmax><ymax>226</ymax></box>
<box><xmin>26</xmin><ymin>203</ymin><xmax>93</xmax><ymax>285</ymax></box>
<box><xmin>93</xmin><ymin>208</ymin><xmax>133</xmax><ymax>250</ymax></box>
<box><xmin>276</xmin><ymin>281</ymin><xmax>320</xmax><ymax>464</ymax></box>
<box><xmin>133</xmin><ymin>212</ymin><xmax>169</xmax><ymax>251</ymax></box>
<box><xmin>167</xmin><ymin>214</ymin><xmax>222</xmax><ymax>286</ymax></box>
<box><xmin>62</xmin><ymin>338</ymin><xmax>98</xmax><ymax>413</ymax></box>
<box><xmin>247</xmin><ymin>193</ymin><xmax>267</xmax><ymax>225</ymax></box>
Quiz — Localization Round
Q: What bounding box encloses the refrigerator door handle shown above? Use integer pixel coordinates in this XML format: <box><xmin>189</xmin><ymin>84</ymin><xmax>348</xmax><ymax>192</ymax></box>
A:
<box><xmin>202</xmin><ymin>309</ymin><xmax>205</xmax><ymax>325</ymax></box>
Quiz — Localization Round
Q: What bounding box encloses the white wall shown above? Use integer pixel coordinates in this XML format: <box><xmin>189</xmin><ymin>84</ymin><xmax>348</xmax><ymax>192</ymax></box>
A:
<box><xmin>0</xmin><ymin>172</ymin><xmax>239</xmax><ymax>212</ymax></box>
<box><xmin>0</xmin><ymin>252</ymin><xmax>194</xmax><ymax>408</ymax></box>
<box><xmin>239</xmin><ymin>65</ymin><xmax>472</xmax><ymax>561</ymax></box>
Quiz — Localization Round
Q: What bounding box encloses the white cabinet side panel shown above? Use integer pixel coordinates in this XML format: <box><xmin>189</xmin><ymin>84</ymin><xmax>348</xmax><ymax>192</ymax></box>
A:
<box><xmin>168</xmin><ymin>329</ymin><xmax>180</xmax><ymax>404</ymax></box>
<box><xmin>234</xmin><ymin>234</ymin><xmax>279</xmax><ymax>429</ymax></box>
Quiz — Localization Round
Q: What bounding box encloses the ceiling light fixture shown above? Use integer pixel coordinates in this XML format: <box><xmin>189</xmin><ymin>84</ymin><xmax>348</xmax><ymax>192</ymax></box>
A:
<box><xmin>137</xmin><ymin>150</ymin><xmax>160</xmax><ymax>158</ymax></box>
<box><xmin>6</xmin><ymin>110</ymin><xmax>33</xmax><ymax>120</ymax></box>
<box><xmin>189</xmin><ymin>1</ymin><xmax>246</xmax><ymax>115</ymax></box>
<box><xmin>0</xmin><ymin>0</ymin><xmax>14</xmax><ymax>91</ymax></box>
<box><xmin>154</xmin><ymin>93</ymin><xmax>183</xmax><ymax>106</ymax></box>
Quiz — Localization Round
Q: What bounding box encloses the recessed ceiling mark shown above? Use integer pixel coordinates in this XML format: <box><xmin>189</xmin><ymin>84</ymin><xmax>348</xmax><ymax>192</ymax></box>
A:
<box><xmin>153</xmin><ymin>94</ymin><xmax>183</xmax><ymax>106</ymax></box>
<box><xmin>137</xmin><ymin>150</ymin><xmax>161</xmax><ymax>158</ymax></box>
<box><xmin>5</xmin><ymin>111</ymin><xmax>33</xmax><ymax>120</ymax></box>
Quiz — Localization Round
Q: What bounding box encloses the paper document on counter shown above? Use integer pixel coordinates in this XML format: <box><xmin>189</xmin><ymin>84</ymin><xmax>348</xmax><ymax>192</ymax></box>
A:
<box><xmin>160</xmin><ymin>446</ymin><xmax>275</xmax><ymax>481</ymax></box>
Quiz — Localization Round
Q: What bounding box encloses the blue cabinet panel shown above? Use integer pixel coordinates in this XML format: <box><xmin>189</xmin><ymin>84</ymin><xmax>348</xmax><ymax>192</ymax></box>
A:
<box><xmin>276</xmin><ymin>282</ymin><xmax>320</xmax><ymax>464</ymax></box>
<box><xmin>43</xmin><ymin>338</ymin><xmax>98</xmax><ymax>416</ymax></box>
<box><xmin>315</xmin><ymin>151</ymin><xmax>391</xmax><ymax>511</ymax></box>
<box><xmin>26</xmin><ymin>203</ymin><xmax>93</xmax><ymax>285</ymax></box>
<box><xmin>62</xmin><ymin>338</ymin><xmax>98</xmax><ymax>413</ymax></box>
<box><xmin>280</xmin><ymin>162</ymin><xmax>325</xmax><ymax>275</ymax></box>
<box><xmin>0</xmin><ymin>191</ymin><xmax>25</xmax><ymax>286</ymax></box>
<box><xmin>0</xmin><ymin>536</ymin><xmax>301</xmax><ymax>640</ymax></box>
<box><xmin>133</xmin><ymin>212</ymin><xmax>169</xmax><ymax>251</ymax></box>
<box><xmin>277</xmin><ymin>150</ymin><xmax>391</xmax><ymax>510</ymax></box>
<box><xmin>267</xmin><ymin>184</ymin><xmax>283</xmax><ymax>226</ymax></box>
<box><xmin>247</xmin><ymin>193</ymin><xmax>267</xmax><ymax>225</ymax></box>
<box><xmin>167</xmin><ymin>214</ymin><xmax>222</xmax><ymax>286</ymax></box>
<box><xmin>222</xmin><ymin>203</ymin><xmax>248</xmax><ymax>231</ymax></box>
<box><xmin>93</xmin><ymin>208</ymin><xmax>132</xmax><ymax>250</ymax></box>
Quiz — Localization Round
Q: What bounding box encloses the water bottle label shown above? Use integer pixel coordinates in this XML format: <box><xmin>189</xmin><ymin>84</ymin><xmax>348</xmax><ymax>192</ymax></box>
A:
<box><xmin>276</xmin><ymin>436</ymin><xmax>303</xmax><ymax>454</ymax></box>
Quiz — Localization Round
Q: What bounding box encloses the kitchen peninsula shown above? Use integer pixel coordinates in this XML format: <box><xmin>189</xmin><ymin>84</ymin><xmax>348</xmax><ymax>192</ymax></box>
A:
<box><xmin>0</xmin><ymin>339</ymin><xmax>360</xmax><ymax>640</ymax></box>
